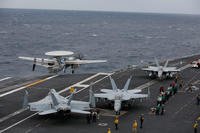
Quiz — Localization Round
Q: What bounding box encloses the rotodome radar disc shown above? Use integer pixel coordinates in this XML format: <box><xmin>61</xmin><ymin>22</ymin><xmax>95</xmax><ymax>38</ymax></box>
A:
<box><xmin>45</xmin><ymin>51</ymin><xmax>74</xmax><ymax>56</ymax></box>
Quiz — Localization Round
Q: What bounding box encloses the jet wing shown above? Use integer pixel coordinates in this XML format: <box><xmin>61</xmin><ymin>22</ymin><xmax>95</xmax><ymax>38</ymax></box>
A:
<box><xmin>94</xmin><ymin>93</ymin><xmax>115</xmax><ymax>100</ymax></box>
<box><xmin>28</xmin><ymin>95</ymin><xmax>52</xmax><ymax>112</ymax></box>
<box><xmin>65</xmin><ymin>59</ymin><xmax>107</xmax><ymax>65</ymax></box>
<box><xmin>38</xmin><ymin>109</ymin><xmax>57</xmax><ymax>115</ymax></box>
<box><xmin>163</xmin><ymin>67</ymin><xmax>180</xmax><ymax>72</ymax></box>
<box><xmin>100</xmin><ymin>89</ymin><xmax>113</xmax><ymax>93</ymax></box>
<box><xmin>122</xmin><ymin>93</ymin><xmax>148</xmax><ymax>100</ymax></box>
<box><xmin>71</xmin><ymin>109</ymin><xmax>90</xmax><ymax>114</ymax></box>
<box><xmin>18</xmin><ymin>56</ymin><xmax>55</xmax><ymax>67</ymax></box>
<box><xmin>70</xmin><ymin>100</ymin><xmax>90</xmax><ymax>110</ymax></box>
<box><xmin>142</xmin><ymin>66</ymin><xmax>159</xmax><ymax>72</ymax></box>
<box><xmin>126</xmin><ymin>89</ymin><xmax>142</xmax><ymax>94</ymax></box>
<box><xmin>131</xmin><ymin>94</ymin><xmax>148</xmax><ymax>99</ymax></box>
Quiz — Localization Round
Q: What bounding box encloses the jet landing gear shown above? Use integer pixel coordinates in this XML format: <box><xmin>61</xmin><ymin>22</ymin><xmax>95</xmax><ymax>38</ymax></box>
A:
<box><xmin>71</xmin><ymin>69</ymin><xmax>75</xmax><ymax>74</ymax></box>
<box><xmin>115</xmin><ymin>111</ymin><xmax>120</xmax><ymax>115</ymax></box>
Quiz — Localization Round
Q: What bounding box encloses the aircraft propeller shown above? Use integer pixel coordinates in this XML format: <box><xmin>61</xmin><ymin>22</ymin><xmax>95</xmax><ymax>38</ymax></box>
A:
<box><xmin>76</xmin><ymin>53</ymin><xmax>84</xmax><ymax>60</ymax></box>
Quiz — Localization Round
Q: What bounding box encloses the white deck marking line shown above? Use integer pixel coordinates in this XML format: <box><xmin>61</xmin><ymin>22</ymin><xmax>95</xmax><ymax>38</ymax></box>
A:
<box><xmin>172</xmin><ymin>94</ymin><xmax>197</xmax><ymax>118</ymax></box>
<box><xmin>0</xmin><ymin>75</ymin><xmax>58</xmax><ymax>98</ymax></box>
<box><xmin>72</xmin><ymin>73</ymin><xmax>114</xmax><ymax>96</ymax></box>
<box><xmin>58</xmin><ymin>72</ymin><xmax>112</xmax><ymax>94</ymax></box>
<box><xmin>0</xmin><ymin>77</ymin><xmax>12</xmax><ymax>82</ymax></box>
<box><xmin>179</xmin><ymin>64</ymin><xmax>191</xmax><ymax>71</ymax></box>
<box><xmin>135</xmin><ymin>80</ymin><xmax>158</xmax><ymax>90</ymax></box>
<box><xmin>0</xmin><ymin>113</ymin><xmax>37</xmax><ymax>133</ymax></box>
<box><xmin>74</xmin><ymin>84</ymin><xmax>89</xmax><ymax>88</ymax></box>
<box><xmin>0</xmin><ymin>108</ymin><xmax>28</xmax><ymax>123</ymax></box>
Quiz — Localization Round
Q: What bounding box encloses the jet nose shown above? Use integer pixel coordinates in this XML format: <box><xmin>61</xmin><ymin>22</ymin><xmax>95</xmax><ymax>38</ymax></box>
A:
<box><xmin>114</xmin><ymin>100</ymin><xmax>121</xmax><ymax>112</ymax></box>
<box><xmin>158</xmin><ymin>71</ymin><xmax>163</xmax><ymax>78</ymax></box>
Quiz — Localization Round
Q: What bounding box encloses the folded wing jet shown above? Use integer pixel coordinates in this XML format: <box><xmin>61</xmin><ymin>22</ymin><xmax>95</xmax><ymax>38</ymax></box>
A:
<box><xmin>23</xmin><ymin>88</ymin><xmax>95</xmax><ymax>115</ymax></box>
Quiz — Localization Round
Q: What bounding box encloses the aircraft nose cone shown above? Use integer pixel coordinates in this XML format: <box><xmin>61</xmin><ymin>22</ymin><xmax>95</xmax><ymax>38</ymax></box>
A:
<box><xmin>158</xmin><ymin>70</ymin><xmax>163</xmax><ymax>78</ymax></box>
<box><xmin>114</xmin><ymin>100</ymin><xmax>121</xmax><ymax>112</ymax></box>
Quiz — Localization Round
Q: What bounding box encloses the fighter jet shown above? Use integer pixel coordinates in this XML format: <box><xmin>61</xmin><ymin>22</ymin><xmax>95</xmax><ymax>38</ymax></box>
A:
<box><xmin>142</xmin><ymin>58</ymin><xmax>180</xmax><ymax>79</ymax></box>
<box><xmin>93</xmin><ymin>76</ymin><xmax>149</xmax><ymax>115</ymax></box>
<box><xmin>19</xmin><ymin>51</ymin><xmax>107</xmax><ymax>74</ymax></box>
<box><xmin>23</xmin><ymin>88</ymin><xmax>95</xmax><ymax>115</ymax></box>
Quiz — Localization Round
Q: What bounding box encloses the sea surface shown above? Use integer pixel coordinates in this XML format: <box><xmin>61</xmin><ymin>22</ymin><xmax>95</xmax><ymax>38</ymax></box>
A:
<box><xmin>0</xmin><ymin>9</ymin><xmax>200</xmax><ymax>78</ymax></box>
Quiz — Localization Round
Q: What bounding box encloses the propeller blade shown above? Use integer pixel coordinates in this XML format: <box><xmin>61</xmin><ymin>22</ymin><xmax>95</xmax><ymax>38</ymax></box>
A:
<box><xmin>76</xmin><ymin>53</ymin><xmax>84</xmax><ymax>60</ymax></box>
<box><xmin>32</xmin><ymin>58</ymin><xmax>36</xmax><ymax>71</ymax></box>
<box><xmin>32</xmin><ymin>64</ymin><xmax>36</xmax><ymax>71</ymax></box>
<box><xmin>63</xmin><ymin>65</ymin><xmax>66</xmax><ymax>73</ymax></box>
<box><xmin>71</xmin><ymin>69</ymin><xmax>75</xmax><ymax>74</ymax></box>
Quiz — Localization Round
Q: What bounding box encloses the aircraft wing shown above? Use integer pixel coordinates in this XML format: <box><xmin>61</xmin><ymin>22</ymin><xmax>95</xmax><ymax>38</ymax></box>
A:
<box><xmin>131</xmin><ymin>94</ymin><xmax>148</xmax><ymax>99</ymax></box>
<box><xmin>18</xmin><ymin>56</ymin><xmax>55</xmax><ymax>67</ymax></box>
<box><xmin>94</xmin><ymin>93</ymin><xmax>115</xmax><ymax>100</ymax></box>
<box><xmin>100</xmin><ymin>89</ymin><xmax>113</xmax><ymax>93</ymax></box>
<box><xmin>142</xmin><ymin>66</ymin><xmax>159</xmax><ymax>72</ymax></box>
<box><xmin>38</xmin><ymin>109</ymin><xmax>57</xmax><ymax>115</ymax></box>
<box><xmin>127</xmin><ymin>89</ymin><xmax>142</xmax><ymax>94</ymax></box>
<box><xmin>163</xmin><ymin>67</ymin><xmax>180</xmax><ymax>72</ymax></box>
<box><xmin>70</xmin><ymin>100</ymin><xmax>90</xmax><ymax>110</ymax></box>
<box><xmin>64</xmin><ymin>59</ymin><xmax>107</xmax><ymax>65</ymax></box>
<box><xmin>71</xmin><ymin>109</ymin><xmax>90</xmax><ymax>114</ymax></box>
<box><xmin>122</xmin><ymin>93</ymin><xmax>148</xmax><ymax>100</ymax></box>
<box><xmin>28</xmin><ymin>95</ymin><xmax>52</xmax><ymax>112</ymax></box>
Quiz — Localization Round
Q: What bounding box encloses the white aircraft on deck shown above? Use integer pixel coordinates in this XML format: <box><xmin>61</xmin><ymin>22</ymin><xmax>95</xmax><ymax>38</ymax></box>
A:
<box><xmin>93</xmin><ymin>76</ymin><xmax>149</xmax><ymax>115</ymax></box>
<box><xmin>23</xmin><ymin>88</ymin><xmax>95</xmax><ymax>115</ymax></box>
<box><xmin>19</xmin><ymin>51</ymin><xmax>107</xmax><ymax>74</ymax></box>
<box><xmin>142</xmin><ymin>58</ymin><xmax>180</xmax><ymax>79</ymax></box>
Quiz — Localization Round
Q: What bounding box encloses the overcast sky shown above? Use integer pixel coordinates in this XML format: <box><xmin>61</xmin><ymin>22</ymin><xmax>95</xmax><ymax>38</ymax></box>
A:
<box><xmin>1</xmin><ymin>0</ymin><xmax>200</xmax><ymax>14</ymax></box>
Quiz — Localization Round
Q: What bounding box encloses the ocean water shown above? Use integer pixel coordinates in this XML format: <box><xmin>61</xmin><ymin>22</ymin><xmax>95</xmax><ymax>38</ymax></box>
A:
<box><xmin>0</xmin><ymin>9</ymin><xmax>200</xmax><ymax>78</ymax></box>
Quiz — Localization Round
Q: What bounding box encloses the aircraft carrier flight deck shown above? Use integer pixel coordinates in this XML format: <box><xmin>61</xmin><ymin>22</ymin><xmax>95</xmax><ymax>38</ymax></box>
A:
<box><xmin>0</xmin><ymin>54</ymin><xmax>200</xmax><ymax>133</ymax></box>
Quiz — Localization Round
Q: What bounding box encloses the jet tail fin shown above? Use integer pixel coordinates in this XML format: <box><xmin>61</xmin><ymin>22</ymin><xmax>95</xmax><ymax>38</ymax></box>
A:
<box><xmin>147</xmin><ymin>87</ymin><xmax>151</xmax><ymax>98</ymax></box>
<box><xmin>23</xmin><ymin>90</ymin><xmax>29</xmax><ymax>109</ymax></box>
<box><xmin>109</xmin><ymin>76</ymin><xmax>118</xmax><ymax>91</ymax></box>
<box><xmin>49</xmin><ymin>89</ymin><xmax>59</xmax><ymax>106</ymax></box>
<box><xmin>154</xmin><ymin>57</ymin><xmax>160</xmax><ymax>67</ymax></box>
<box><xmin>89</xmin><ymin>84</ymin><xmax>96</xmax><ymax>108</ymax></box>
<box><xmin>164</xmin><ymin>60</ymin><xmax>169</xmax><ymax>68</ymax></box>
<box><xmin>67</xmin><ymin>89</ymin><xmax>76</xmax><ymax>106</ymax></box>
<box><xmin>123</xmin><ymin>76</ymin><xmax>132</xmax><ymax>91</ymax></box>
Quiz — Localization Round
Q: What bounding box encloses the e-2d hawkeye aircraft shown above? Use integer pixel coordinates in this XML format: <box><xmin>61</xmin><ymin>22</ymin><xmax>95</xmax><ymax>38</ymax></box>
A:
<box><xmin>142</xmin><ymin>58</ymin><xmax>180</xmax><ymax>79</ymax></box>
<box><xmin>94</xmin><ymin>76</ymin><xmax>149</xmax><ymax>115</ymax></box>
<box><xmin>19</xmin><ymin>51</ymin><xmax>107</xmax><ymax>74</ymax></box>
<box><xmin>23</xmin><ymin>88</ymin><xmax>96</xmax><ymax>115</ymax></box>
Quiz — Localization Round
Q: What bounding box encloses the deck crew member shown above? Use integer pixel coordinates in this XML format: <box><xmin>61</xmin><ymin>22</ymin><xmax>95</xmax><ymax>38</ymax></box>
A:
<box><xmin>160</xmin><ymin>104</ymin><xmax>165</xmax><ymax>115</ymax></box>
<box><xmin>193</xmin><ymin>121</ymin><xmax>198</xmax><ymax>133</ymax></box>
<box><xmin>196</xmin><ymin>94</ymin><xmax>200</xmax><ymax>105</ymax></box>
<box><xmin>114</xmin><ymin>116</ymin><xmax>119</xmax><ymax>130</ymax></box>
<box><xmin>107</xmin><ymin>128</ymin><xmax>111</xmax><ymax>133</ymax></box>
<box><xmin>139</xmin><ymin>114</ymin><xmax>144</xmax><ymax>128</ymax></box>
<box><xmin>132</xmin><ymin>120</ymin><xmax>138</xmax><ymax>133</ymax></box>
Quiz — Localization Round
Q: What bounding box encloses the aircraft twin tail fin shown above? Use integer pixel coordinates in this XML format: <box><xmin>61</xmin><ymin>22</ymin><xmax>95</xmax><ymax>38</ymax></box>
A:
<box><xmin>164</xmin><ymin>60</ymin><xmax>169</xmax><ymax>68</ymax></box>
<box><xmin>23</xmin><ymin>90</ymin><xmax>29</xmax><ymax>109</ymax></box>
<box><xmin>148</xmin><ymin>87</ymin><xmax>151</xmax><ymax>98</ymax></box>
<box><xmin>154</xmin><ymin>57</ymin><xmax>160</xmax><ymax>67</ymax></box>
<box><xmin>109</xmin><ymin>76</ymin><xmax>118</xmax><ymax>92</ymax></box>
<box><xmin>67</xmin><ymin>90</ymin><xmax>76</xmax><ymax>106</ymax></box>
<box><xmin>123</xmin><ymin>76</ymin><xmax>132</xmax><ymax>91</ymax></box>
<box><xmin>89</xmin><ymin>85</ymin><xmax>96</xmax><ymax>108</ymax></box>
<box><xmin>49</xmin><ymin>89</ymin><xmax>59</xmax><ymax>107</ymax></box>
